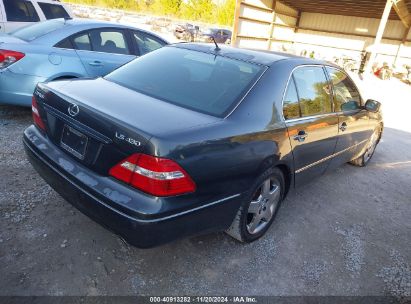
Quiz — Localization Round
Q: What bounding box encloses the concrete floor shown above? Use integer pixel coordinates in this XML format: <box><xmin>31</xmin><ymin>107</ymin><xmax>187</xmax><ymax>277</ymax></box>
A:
<box><xmin>0</xmin><ymin>77</ymin><xmax>410</xmax><ymax>296</ymax></box>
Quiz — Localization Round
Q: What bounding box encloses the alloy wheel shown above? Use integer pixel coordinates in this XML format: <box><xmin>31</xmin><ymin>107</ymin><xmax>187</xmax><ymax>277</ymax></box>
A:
<box><xmin>246</xmin><ymin>177</ymin><xmax>281</xmax><ymax>235</ymax></box>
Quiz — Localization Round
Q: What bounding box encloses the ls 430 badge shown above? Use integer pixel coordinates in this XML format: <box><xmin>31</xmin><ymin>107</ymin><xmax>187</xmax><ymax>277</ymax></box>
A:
<box><xmin>115</xmin><ymin>132</ymin><xmax>141</xmax><ymax>147</ymax></box>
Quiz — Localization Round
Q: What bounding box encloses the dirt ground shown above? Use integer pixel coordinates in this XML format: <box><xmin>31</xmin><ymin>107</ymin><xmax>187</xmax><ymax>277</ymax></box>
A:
<box><xmin>0</xmin><ymin>76</ymin><xmax>410</xmax><ymax>296</ymax></box>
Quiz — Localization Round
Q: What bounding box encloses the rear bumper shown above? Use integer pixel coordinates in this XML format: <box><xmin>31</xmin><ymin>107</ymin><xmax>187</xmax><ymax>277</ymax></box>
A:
<box><xmin>0</xmin><ymin>69</ymin><xmax>46</xmax><ymax>107</ymax></box>
<box><xmin>23</xmin><ymin>126</ymin><xmax>242</xmax><ymax>248</ymax></box>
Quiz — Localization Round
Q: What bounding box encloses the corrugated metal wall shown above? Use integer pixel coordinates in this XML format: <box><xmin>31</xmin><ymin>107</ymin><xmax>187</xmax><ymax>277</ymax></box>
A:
<box><xmin>233</xmin><ymin>0</ymin><xmax>411</xmax><ymax>66</ymax></box>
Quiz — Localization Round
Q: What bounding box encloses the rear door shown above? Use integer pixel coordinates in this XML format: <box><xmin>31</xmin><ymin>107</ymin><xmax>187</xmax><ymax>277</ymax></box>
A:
<box><xmin>3</xmin><ymin>0</ymin><xmax>40</xmax><ymax>33</ymax></box>
<box><xmin>283</xmin><ymin>65</ymin><xmax>339</xmax><ymax>186</ymax></box>
<box><xmin>325</xmin><ymin>66</ymin><xmax>373</xmax><ymax>166</ymax></box>
<box><xmin>73</xmin><ymin>28</ymin><xmax>136</xmax><ymax>77</ymax></box>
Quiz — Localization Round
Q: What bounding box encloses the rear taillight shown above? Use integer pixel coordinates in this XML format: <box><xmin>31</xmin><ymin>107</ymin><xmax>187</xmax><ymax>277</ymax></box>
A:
<box><xmin>0</xmin><ymin>50</ymin><xmax>25</xmax><ymax>69</ymax></box>
<box><xmin>110</xmin><ymin>153</ymin><xmax>196</xmax><ymax>197</ymax></box>
<box><xmin>32</xmin><ymin>96</ymin><xmax>46</xmax><ymax>131</ymax></box>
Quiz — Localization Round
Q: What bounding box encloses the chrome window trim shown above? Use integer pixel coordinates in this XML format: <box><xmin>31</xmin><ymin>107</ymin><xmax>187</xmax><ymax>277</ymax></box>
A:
<box><xmin>285</xmin><ymin>112</ymin><xmax>338</xmax><ymax>124</ymax></box>
<box><xmin>281</xmin><ymin>64</ymin><xmax>333</xmax><ymax>122</ymax></box>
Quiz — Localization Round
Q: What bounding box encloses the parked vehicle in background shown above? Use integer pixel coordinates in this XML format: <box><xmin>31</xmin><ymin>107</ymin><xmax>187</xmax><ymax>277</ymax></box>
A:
<box><xmin>174</xmin><ymin>23</ymin><xmax>199</xmax><ymax>42</ymax></box>
<box><xmin>198</xmin><ymin>28</ymin><xmax>232</xmax><ymax>44</ymax></box>
<box><xmin>0</xmin><ymin>0</ymin><xmax>73</xmax><ymax>33</ymax></box>
<box><xmin>392</xmin><ymin>64</ymin><xmax>411</xmax><ymax>85</ymax></box>
<box><xmin>374</xmin><ymin>62</ymin><xmax>393</xmax><ymax>80</ymax></box>
<box><xmin>0</xmin><ymin>18</ymin><xmax>168</xmax><ymax>106</ymax></box>
<box><xmin>24</xmin><ymin>44</ymin><xmax>383</xmax><ymax>248</ymax></box>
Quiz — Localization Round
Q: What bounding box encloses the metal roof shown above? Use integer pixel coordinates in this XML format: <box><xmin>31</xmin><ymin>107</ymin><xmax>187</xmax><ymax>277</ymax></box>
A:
<box><xmin>279</xmin><ymin>0</ymin><xmax>411</xmax><ymax>20</ymax></box>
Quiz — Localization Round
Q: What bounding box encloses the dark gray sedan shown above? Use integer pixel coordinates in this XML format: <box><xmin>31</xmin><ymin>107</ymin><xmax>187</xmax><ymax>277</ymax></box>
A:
<box><xmin>23</xmin><ymin>44</ymin><xmax>383</xmax><ymax>248</ymax></box>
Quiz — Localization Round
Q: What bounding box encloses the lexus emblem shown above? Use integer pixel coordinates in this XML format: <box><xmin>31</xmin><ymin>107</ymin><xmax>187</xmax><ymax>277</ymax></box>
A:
<box><xmin>68</xmin><ymin>103</ymin><xmax>79</xmax><ymax>117</ymax></box>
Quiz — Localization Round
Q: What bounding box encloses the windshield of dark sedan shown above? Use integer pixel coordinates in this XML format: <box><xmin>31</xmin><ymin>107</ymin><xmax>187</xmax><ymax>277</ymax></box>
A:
<box><xmin>105</xmin><ymin>47</ymin><xmax>264</xmax><ymax>117</ymax></box>
<box><xmin>11</xmin><ymin>19</ymin><xmax>67</xmax><ymax>41</ymax></box>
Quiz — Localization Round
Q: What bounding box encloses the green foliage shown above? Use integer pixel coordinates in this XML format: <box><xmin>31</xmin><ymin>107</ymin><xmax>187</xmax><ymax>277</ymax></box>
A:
<box><xmin>64</xmin><ymin>0</ymin><xmax>236</xmax><ymax>26</ymax></box>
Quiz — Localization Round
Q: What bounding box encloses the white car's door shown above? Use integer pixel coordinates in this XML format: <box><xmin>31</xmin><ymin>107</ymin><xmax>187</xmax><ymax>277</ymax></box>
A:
<box><xmin>2</xmin><ymin>0</ymin><xmax>40</xmax><ymax>33</ymax></box>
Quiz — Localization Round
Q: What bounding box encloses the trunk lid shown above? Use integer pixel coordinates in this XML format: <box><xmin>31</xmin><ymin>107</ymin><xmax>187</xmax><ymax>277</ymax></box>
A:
<box><xmin>0</xmin><ymin>34</ymin><xmax>27</xmax><ymax>45</ymax></box>
<box><xmin>35</xmin><ymin>78</ymin><xmax>219</xmax><ymax>175</ymax></box>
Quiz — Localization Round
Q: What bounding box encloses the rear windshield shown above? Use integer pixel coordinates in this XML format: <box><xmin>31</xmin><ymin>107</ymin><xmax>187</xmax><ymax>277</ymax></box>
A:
<box><xmin>11</xmin><ymin>19</ymin><xmax>67</xmax><ymax>41</ymax></box>
<box><xmin>105</xmin><ymin>47</ymin><xmax>264</xmax><ymax>117</ymax></box>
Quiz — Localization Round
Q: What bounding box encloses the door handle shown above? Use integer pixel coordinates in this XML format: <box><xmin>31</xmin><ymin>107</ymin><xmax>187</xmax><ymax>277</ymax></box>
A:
<box><xmin>293</xmin><ymin>130</ymin><xmax>308</xmax><ymax>142</ymax></box>
<box><xmin>340</xmin><ymin>122</ymin><xmax>348</xmax><ymax>132</ymax></box>
<box><xmin>88</xmin><ymin>61</ymin><xmax>103</xmax><ymax>67</ymax></box>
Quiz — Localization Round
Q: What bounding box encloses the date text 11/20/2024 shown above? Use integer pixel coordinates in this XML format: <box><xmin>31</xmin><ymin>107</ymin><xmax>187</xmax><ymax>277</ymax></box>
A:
<box><xmin>149</xmin><ymin>297</ymin><xmax>257</xmax><ymax>303</ymax></box>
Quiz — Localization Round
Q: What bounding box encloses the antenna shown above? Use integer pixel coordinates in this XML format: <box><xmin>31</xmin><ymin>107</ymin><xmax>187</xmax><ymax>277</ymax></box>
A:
<box><xmin>211</xmin><ymin>37</ymin><xmax>220</xmax><ymax>51</ymax></box>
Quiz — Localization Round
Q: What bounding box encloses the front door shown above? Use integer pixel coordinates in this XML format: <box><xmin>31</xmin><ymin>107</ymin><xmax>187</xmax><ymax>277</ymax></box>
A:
<box><xmin>325</xmin><ymin>67</ymin><xmax>373</xmax><ymax>167</ymax></box>
<box><xmin>283</xmin><ymin>66</ymin><xmax>339</xmax><ymax>186</ymax></box>
<box><xmin>73</xmin><ymin>29</ymin><xmax>135</xmax><ymax>77</ymax></box>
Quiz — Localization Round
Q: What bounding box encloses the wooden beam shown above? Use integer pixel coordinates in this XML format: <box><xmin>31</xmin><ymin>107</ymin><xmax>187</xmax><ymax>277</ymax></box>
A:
<box><xmin>274</xmin><ymin>10</ymin><xmax>299</xmax><ymax>18</ymax></box>
<box><xmin>391</xmin><ymin>0</ymin><xmax>411</xmax><ymax>27</ymax></box>
<box><xmin>268</xmin><ymin>1</ymin><xmax>278</xmax><ymax>50</ymax></box>
<box><xmin>237</xmin><ymin>35</ymin><xmax>269</xmax><ymax>40</ymax></box>
<box><xmin>402</xmin><ymin>25</ymin><xmax>411</xmax><ymax>43</ymax></box>
<box><xmin>231</xmin><ymin>0</ymin><xmax>242</xmax><ymax>47</ymax></box>
<box><xmin>294</xmin><ymin>10</ymin><xmax>302</xmax><ymax>33</ymax></box>
<box><xmin>240</xmin><ymin>1</ymin><xmax>272</xmax><ymax>12</ymax></box>
<box><xmin>238</xmin><ymin>15</ymin><xmax>271</xmax><ymax>24</ymax></box>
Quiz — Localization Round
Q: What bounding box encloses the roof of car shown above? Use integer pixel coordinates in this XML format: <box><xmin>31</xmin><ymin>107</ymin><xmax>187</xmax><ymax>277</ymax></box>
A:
<box><xmin>171</xmin><ymin>43</ymin><xmax>314</xmax><ymax>66</ymax></box>
<box><xmin>63</xmin><ymin>18</ymin><xmax>125</xmax><ymax>27</ymax></box>
<box><xmin>29</xmin><ymin>18</ymin><xmax>168</xmax><ymax>45</ymax></box>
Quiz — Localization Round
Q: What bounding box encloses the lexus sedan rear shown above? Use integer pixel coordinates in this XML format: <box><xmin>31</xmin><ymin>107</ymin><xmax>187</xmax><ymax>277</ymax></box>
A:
<box><xmin>23</xmin><ymin>44</ymin><xmax>383</xmax><ymax>248</ymax></box>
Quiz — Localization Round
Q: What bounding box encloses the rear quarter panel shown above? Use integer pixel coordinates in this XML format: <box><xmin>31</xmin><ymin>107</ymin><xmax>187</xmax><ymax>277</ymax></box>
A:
<box><xmin>7</xmin><ymin>44</ymin><xmax>87</xmax><ymax>79</ymax></box>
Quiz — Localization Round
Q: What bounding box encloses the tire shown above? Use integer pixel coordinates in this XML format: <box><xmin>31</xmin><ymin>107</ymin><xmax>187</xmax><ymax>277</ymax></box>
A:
<box><xmin>225</xmin><ymin>167</ymin><xmax>285</xmax><ymax>243</ymax></box>
<box><xmin>350</xmin><ymin>125</ymin><xmax>382</xmax><ymax>167</ymax></box>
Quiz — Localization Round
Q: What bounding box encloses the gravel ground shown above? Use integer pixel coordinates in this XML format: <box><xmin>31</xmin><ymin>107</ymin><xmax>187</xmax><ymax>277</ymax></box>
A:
<box><xmin>0</xmin><ymin>77</ymin><xmax>410</xmax><ymax>296</ymax></box>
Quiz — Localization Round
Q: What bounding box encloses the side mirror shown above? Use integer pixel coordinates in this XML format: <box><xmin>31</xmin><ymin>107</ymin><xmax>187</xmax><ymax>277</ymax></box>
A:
<box><xmin>341</xmin><ymin>100</ymin><xmax>360</xmax><ymax>112</ymax></box>
<box><xmin>365</xmin><ymin>99</ymin><xmax>381</xmax><ymax>113</ymax></box>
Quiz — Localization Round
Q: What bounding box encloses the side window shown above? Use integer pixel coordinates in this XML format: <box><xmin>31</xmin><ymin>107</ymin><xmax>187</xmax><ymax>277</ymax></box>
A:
<box><xmin>38</xmin><ymin>3</ymin><xmax>70</xmax><ymax>20</ymax></box>
<box><xmin>89</xmin><ymin>29</ymin><xmax>130</xmax><ymax>55</ymax></box>
<box><xmin>4</xmin><ymin>0</ymin><xmax>40</xmax><ymax>22</ymax></box>
<box><xmin>55</xmin><ymin>38</ymin><xmax>73</xmax><ymax>49</ymax></box>
<box><xmin>73</xmin><ymin>33</ymin><xmax>91</xmax><ymax>51</ymax></box>
<box><xmin>133</xmin><ymin>31</ymin><xmax>165</xmax><ymax>56</ymax></box>
<box><xmin>283</xmin><ymin>77</ymin><xmax>300</xmax><ymax>120</ymax></box>
<box><xmin>326</xmin><ymin>67</ymin><xmax>362</xmax><ymax>112</ymax></box>
<box><xmin>293</xmin><ymin>66</ymin><xmax>332</xmax><ymax>117</ymax></box>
